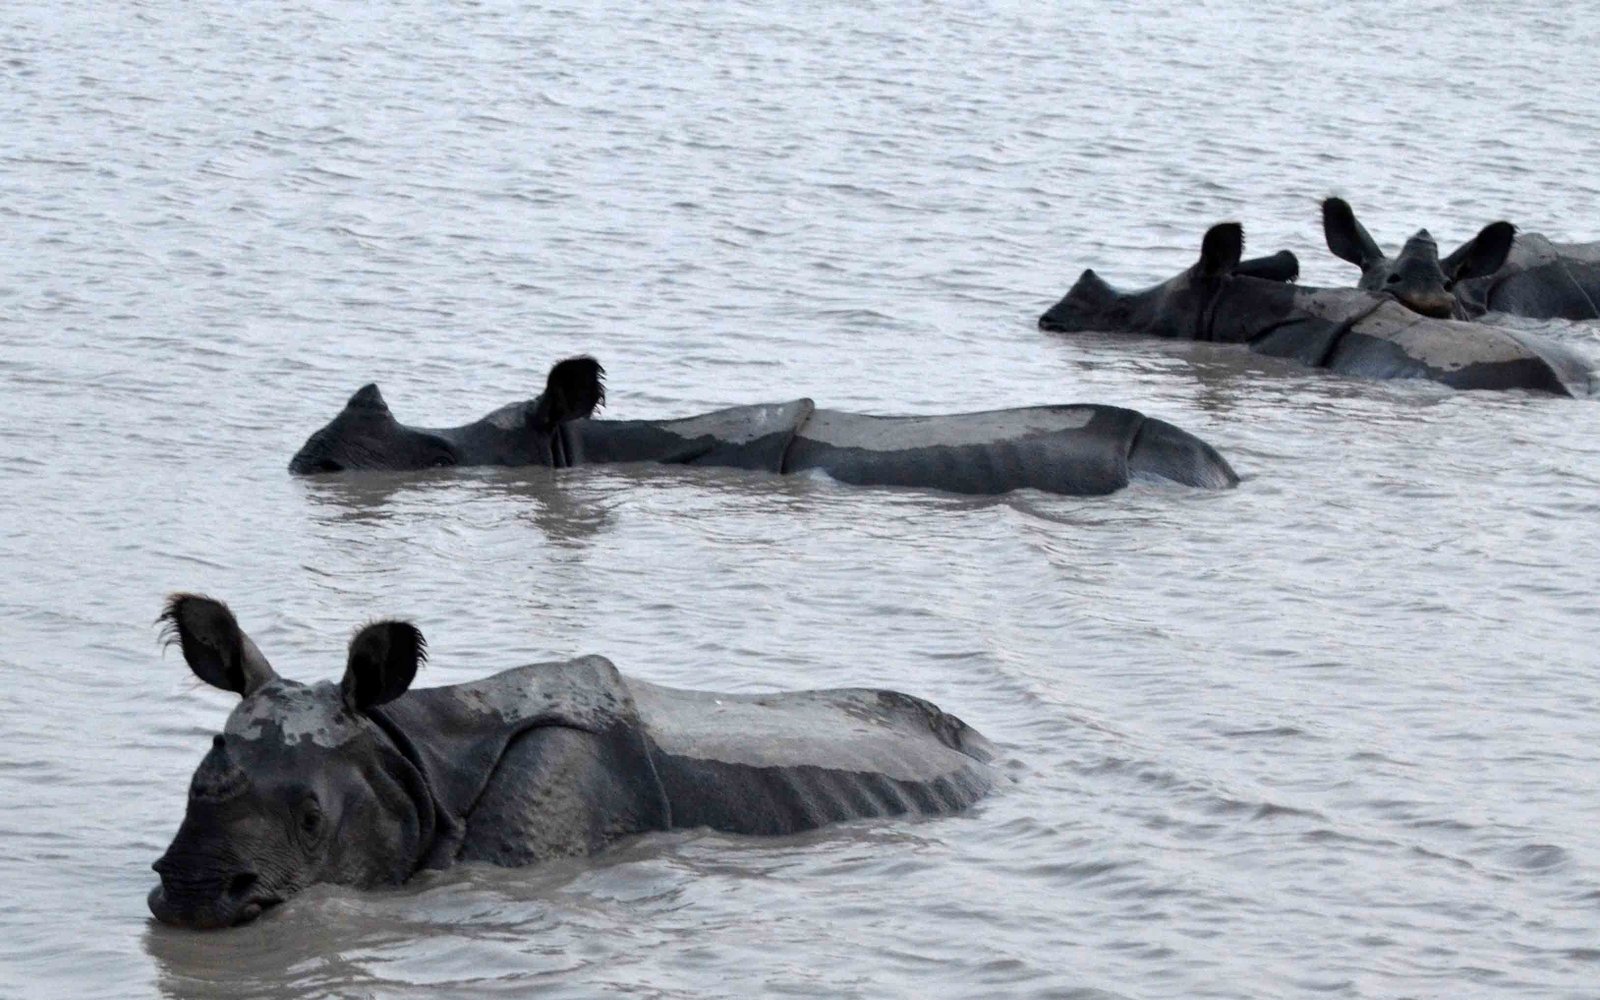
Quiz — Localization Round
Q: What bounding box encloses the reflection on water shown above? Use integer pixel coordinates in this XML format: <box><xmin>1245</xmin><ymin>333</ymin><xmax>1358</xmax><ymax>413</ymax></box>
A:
<box><xmin>296</xmin><ymin>471</ymin><xmax>451</xmax><ymax>526</ymax></box>
<box><xmin>298</xmin><ymin>467</ymin><xmax>618</xmax><ymax>547</ymax></box>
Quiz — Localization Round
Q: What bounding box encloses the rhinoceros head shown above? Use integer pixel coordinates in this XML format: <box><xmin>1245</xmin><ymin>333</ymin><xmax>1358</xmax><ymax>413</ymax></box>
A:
<box><xmin>1321</xmin><ymin>197</ymin><xmax>1515</xmax><ymax>318</ymax></box>
<box><xmin>288</xmin><ymin>356</ymin><xmax>605</xmax><ymax>474</ymax></box>
<box><xmin>1038</xmin><ymin>223</ymin><xmax>1300</xmax><ymax>338</ymax></box>
<box><xmin>148</xmin><ymin>595</ymin><xmax>434</xmax><ymax>929</ymax></box>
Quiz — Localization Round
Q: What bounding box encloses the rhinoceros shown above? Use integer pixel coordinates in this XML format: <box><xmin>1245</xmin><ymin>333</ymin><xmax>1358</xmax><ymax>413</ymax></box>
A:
<box><xmin>1039</xmin><ymin>222</ymin><xmax>1591</xmax><ymax>397</ymax></box>
<box><xmin>148</xmin><ymin>595</ymin><xmax>997</xmax><ymax>929</ymax></box>
<box><xmin>1322</xmin><ymin>196</ymin><xmax>1600</xmax><ymax>322</ymax></box>
<box><xmin>288</xmin><ymin>357</ymin><xmax>1238</xmax><ymax>494</ymax></box>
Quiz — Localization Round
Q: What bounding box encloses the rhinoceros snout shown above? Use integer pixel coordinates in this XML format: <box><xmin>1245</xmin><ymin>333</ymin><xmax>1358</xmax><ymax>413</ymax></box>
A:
<box><xmin>148</xmin><ymin>868</ymin><xmax>278</xmax><ymax>929</ymax></box>
<box><xmin>1391</xmin><ymin>288</ymin><xmax>1457</xmax><ymax>320</ymax></box>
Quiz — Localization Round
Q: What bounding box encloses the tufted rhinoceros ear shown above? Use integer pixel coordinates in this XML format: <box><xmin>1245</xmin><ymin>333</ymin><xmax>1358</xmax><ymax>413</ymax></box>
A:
<box><xmin>530</xmin><ymin>356</ymin><xmax>606</xmax><ymax>431</ymax></box>
<box><xmin>1441</xmin><ymin>220</ymin><xmax>1515</xmax><ymax>284</ymax></box>
<box><xmin>342</xmin><ymin>620</ymin><xmax>427</xmax><ymax>711</ymax></box>
<box><xmin>159</xmin><ymin>594</ymin><xmax>279</xmax><ymax>697</ymax></box>
<box><xmin>1195</xmin><ymin>222</ymin><xmax>1244</xmax><ymax>279</ymax></box>
<box><xmin>1322</xmin><ymin>197</ymin><xmax>1386</xmax><ymax>270</ymax></box>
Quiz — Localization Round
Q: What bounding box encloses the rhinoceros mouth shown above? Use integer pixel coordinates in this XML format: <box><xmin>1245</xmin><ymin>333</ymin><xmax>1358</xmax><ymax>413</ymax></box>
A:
<box><xmin>147</xmin><ymin>878</ymin><xmax>286</xmax><ymax>930</ymax></box>
<box><xmin>1390</xmin><ymin>291</ymin><xmax>1456</xmax><ymax>320</ymax></box>
<box><xmin>229</xmin><ymin>894</ymin><xmax>284</xmax><ymax>926</ymax></box>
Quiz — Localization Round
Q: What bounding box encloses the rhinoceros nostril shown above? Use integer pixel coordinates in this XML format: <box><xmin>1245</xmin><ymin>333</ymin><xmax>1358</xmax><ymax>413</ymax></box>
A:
<box><xmin>227</xmin><ymin>873</ymin><xmax>259</xmax><ymax>898</ymax></box>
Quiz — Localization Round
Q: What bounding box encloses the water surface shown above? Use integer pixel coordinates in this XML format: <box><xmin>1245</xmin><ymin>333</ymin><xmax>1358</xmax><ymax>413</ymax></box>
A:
<box><xmin>4</xmin><ymin>2</ymin><xmax>1600</xmax><ymax>997</ymax></box>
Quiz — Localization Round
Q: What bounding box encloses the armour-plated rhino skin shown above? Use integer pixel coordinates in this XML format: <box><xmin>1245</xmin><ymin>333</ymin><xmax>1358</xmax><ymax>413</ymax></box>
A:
<box><xmin>1323</xmin><ymin>197</ymin><xmax>1600</xmax><ymax>322</ymax></box>
<box><xmin>1039</xmin><ymin>222</ymin><xmax>1592</xmax><ymax>397</ymax></box>
<box><xmin>148</xmin><ymin>595</ymin><xmax>996</xmax><ymax>929</ymax></box>
<box><xmin>288</xmin><ymin>357</ymin><xmax>1238</xmax><ymax>494</ymax></box>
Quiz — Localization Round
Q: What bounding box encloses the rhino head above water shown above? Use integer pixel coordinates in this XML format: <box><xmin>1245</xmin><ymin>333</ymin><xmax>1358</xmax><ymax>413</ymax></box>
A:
<box><xmin>1323</xmin><ymin>197</ymin><xmax>1600</xmax><ymax>322</ymax></box>
<box><xmin>289</xmin><ymin>356</ymin><xmax>606</xmax><ymax>475</ymax></box>
<box><xmin>1037</xmin><ymin>224</ymin><xmax>1302</xmax><ymax>339</ymax></box>
<box><xmin>1321</xmin><ymin>196</ymin><xmax>1516</xmax><ymax>319</ymax></box>
<box><xmin>148</xmin><ymin>595</ymin><xmax>997</xmax><ymax>930</ymax></box>
<box><xmin>148</xmin><ymin>596</ymin><xmax>439</xmax><ymax>929</ymax></box>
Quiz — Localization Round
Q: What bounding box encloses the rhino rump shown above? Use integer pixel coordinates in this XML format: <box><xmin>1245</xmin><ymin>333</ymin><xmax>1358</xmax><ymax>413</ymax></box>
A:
<box><xmin>781</xmin><ymin>405</ymin><xmax>1238</xmax><ymax>494</ymax></box>
<box><xmin>1327</xmin><ymin>303</ymin><xmax>1587</xmax><ymax>396</ymax></box>
<box><xmin>625</xmin><ymin>681</ymin><xmax>997</xmax><ymax>836</ymax></box>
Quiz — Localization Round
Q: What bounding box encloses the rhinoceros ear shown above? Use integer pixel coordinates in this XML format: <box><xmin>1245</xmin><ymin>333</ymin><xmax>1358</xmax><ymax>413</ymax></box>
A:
<box><xmin>1322</xmin><ymin>197</ymin><xmax>1385</xmax><ymax>269</ymax></box>
<box><xmin>159</xmin><ymin>594</ymin><xmax>278</xmax><ymax>697</ymax></box>
<box><xmin>1233</xmin><ymin>249</ymin><xmax>1299</xmax><ymax>283</ymax></box>
<box><xmin>1441</xmin><ymin>221</ymin><xmax>1515</xmax><ymax>284</ymax></box>
<box><xmin>342</xmin><ymin>620</ymin><xmax>426</xmax><ymax>711</ymax></box>
<box><xmin>531</xmin><ymin>356</ymin><xmax>606</xmax><ymax>431</ymax></box>
<box><xmin>1196</xmin><ymin>223</ymin><xmax>1244</xmax><ymax>279</ymax></box>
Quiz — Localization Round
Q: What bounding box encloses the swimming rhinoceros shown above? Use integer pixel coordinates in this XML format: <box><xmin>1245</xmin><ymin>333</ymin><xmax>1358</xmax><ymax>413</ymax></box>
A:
<box><xmin>147</xmin><ymin>595</ymin><xmax>996</xmax><ymax>929</ymax></box>
<box><xmin>287</xmin><ymin>357</ymin><xmax>1239</xmax><ymax>494</ymax></box>
<box><xmin>1322</xmin><ymin>197</ymin><xmax>1600</xmax><ymax>321</ymax></box>
<box><xmin>1039</xmin><ymin>222</ymin><xmax>1592</xmax><ymax>397</ymax></box>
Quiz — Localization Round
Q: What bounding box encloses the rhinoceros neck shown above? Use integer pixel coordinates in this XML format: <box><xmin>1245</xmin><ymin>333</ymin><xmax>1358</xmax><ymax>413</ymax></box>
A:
<box><xmin>420</xmin><ymin>399</ymin><xmax>555</xmax><ymax>466</ymax></box>
<box><xmin>367</xmin><ymin>655</ymin><xmax>648</xmax><ymax>867</ymax></box>
<box><xmin>1193</xmin><ymin>276</ymin><xmax>1312</xmax><ymax>343</ymax></box>
<box><xmin>360</xmin><ymin>704</ymin><xmax>448</xmax><ymax>878</ymax></box>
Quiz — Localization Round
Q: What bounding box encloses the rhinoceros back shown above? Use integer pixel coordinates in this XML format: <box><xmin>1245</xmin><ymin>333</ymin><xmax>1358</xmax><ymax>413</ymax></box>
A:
<box><xmin>1333</xmin><ymin>301</ymin><xmax>1587</xmax><ymax>395</ymax></box>
<box><xmin>566</xmin><ymin>400</ymin><xmax>815</xmax><ymax>471</ymax></box>
<box><xmin>626</xmin><ymin>681</ymin><xmax>997</xmax><ymax>836</ymax></box>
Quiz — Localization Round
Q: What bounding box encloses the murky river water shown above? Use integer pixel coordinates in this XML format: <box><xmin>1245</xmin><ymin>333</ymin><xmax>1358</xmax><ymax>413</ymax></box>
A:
<box><xmin>4</xmin><ymin>2</ymin><xmax>1600</xmax><ymax>997</ymax></box>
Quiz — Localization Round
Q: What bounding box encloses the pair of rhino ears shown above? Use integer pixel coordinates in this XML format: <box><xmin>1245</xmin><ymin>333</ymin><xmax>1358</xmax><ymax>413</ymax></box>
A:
<box><xmin>159</xmin><ymin>594</ymin><xmax>426</xmax><ymax>711</ymax></box>
<box><xmin>1189</xmin><ymin>203</ymin><xmax>1514</xmax><ymax>288</ymax></box>
<box><xmin>1192</xmin><ymin>223</ymin><xmax>1301</xmax><ymax>283</ymax></box>
<box><xmin>1322</xmin><ymin>197</ymin><xmax>1516</xmax><ymax>281</ymax></box>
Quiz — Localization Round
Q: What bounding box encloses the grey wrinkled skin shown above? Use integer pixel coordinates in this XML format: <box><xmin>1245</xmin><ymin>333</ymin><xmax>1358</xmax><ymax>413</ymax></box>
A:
<box><xmin>1040</xmin><ymin>222</ymin><xmax>1592</xmax><ymax>397</ymax></box>
<box><xmin>149</xmin><ymin>595</ymin><xmax>996</xmax><ymax>930</ymax></box>
<box><xmin>289</xmin><ymin>364</ymin><xmax>1239</xmax><ymax>495</ymax></box>
<box><xmin>1322</xmin><ymin>197</ymin><xmax>1600</xmax><ymax>322</ymax></box>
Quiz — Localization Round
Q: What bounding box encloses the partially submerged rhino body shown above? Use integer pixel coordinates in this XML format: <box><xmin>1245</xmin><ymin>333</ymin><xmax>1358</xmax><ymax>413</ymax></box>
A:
<box><xmin>1039</xmin><ymin>223</ymin><xmax>1592</xmax><ymax>397</ymax></box>
<box><xmin>1323</xmin><ymin>197</ymin><xmax>1600</xmax><ymax>322</ymax></box>
<box><xmin>149</xmin><ymin>595</ymin><xmax>995</xmax><ymax>930</ymax></box>
<box><xmin>289</xmin><ymin>358</ymin><xmax>1239</xmax><ymax>494</ymax></box>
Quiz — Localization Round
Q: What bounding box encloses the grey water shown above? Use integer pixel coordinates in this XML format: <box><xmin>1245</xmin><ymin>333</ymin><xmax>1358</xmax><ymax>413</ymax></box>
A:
<box><xmin>3</xmin><ymin>1</ymin><xmax>1600</xmax><ymax>997</ymax></box>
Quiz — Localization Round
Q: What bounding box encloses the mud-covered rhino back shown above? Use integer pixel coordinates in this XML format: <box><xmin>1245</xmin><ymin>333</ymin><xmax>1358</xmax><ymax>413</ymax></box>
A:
<box><xmin>782</xmin><ymin>405</ymin><xmax>1238</xmax><ymax>493</ymax></box>
<box><xmin>625</xmin><ymin>680</ymin><xmax>997</xmax><ymax>836</ymax></box>
<box><xmin>1237</xmin><ymin>287</ymin><xmax>1591</xmax><ymax>395</ymax></box>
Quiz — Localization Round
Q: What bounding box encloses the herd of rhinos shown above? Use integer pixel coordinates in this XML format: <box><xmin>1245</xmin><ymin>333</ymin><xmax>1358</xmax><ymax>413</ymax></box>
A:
<box><xmin>151</xmin><ymin>199</ymin><xmax>1600</xmax><ymax>930</ymax></box>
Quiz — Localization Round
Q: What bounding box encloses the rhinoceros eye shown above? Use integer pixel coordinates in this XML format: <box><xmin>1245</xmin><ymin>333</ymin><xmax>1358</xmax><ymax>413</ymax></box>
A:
<box><xmin>297</xmin><ymin>798</ymin><xmax>324</xmax><ymax>840</ymax></box>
